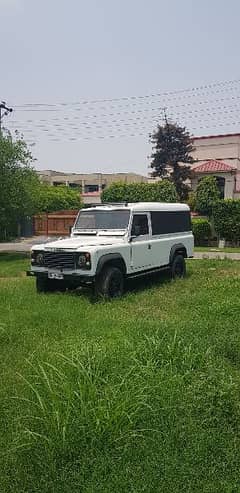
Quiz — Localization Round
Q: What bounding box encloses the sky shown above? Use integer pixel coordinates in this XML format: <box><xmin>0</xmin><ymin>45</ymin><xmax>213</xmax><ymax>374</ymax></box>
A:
<box><xmin>1</xmin><ymin>0</ymin><xmax>240</xmax><ymax>175</ymax></box>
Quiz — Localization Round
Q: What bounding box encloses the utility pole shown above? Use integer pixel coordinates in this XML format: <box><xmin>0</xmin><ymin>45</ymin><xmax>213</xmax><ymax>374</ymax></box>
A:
<box><xmin>0</xmin><ymin>101</ymin><xmax>13</xmax><ymax>136</ymax></box>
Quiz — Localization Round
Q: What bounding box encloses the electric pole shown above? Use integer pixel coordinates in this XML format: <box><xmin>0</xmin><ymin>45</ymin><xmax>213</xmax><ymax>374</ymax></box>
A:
<box><xmin>0</xmin><ymin>101</ymin><xmax>13</xmax><ymax>136</ymax></box>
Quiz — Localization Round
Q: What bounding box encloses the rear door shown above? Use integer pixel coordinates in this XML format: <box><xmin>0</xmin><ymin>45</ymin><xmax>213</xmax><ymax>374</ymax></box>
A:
<box><xmin>130</xmin><ymin>213</ymin><xmax>152</xmax><ymax>271</ymax></box>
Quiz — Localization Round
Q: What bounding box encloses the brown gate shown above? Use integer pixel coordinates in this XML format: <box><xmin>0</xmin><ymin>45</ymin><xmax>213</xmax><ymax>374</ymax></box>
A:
<box><xmin>33</xmin><ymin>210</ymin><xmax>78</xmax><ymax>236</ymax></box>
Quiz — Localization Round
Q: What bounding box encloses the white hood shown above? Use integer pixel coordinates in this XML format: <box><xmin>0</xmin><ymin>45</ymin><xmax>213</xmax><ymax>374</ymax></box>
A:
<box><xmin>38</xmin><ymin>235</ymin><xmax>126</xmax><ymax>251</ymax></box>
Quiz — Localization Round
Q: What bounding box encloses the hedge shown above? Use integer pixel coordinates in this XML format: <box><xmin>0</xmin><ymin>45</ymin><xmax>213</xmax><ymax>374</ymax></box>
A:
<box><xmin>213</xmin><ymin>200</ymin><xmax>240</xmax><ymax>242</ymax></box>
<box><xmin>192</xmin><ymin>218</ymin><xmax>211</xmax><ymax>246</ymax></box>
<box><xmin>101</xmin><ymin>180</ymin><xmax>178</xmax><ymax>203</ymax></box>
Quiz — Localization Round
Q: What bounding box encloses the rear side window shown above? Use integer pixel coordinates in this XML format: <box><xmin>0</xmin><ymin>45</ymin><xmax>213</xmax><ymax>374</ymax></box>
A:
<box><xmin>131</xmin><ymin>214</ymin><xmax>149</xmax><ymax>236</ymax></box>
<box><xmin>151</xmin><ymin>211</ymin><xmax>191</xmax><ymax>235</ymax></box>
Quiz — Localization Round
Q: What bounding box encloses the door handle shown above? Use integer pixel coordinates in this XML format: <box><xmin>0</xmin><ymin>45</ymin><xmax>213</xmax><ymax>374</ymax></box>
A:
<box><xmin>148</xmin><ymin>244</ymin><xmax>152</xmax><ymax>250</ymax></box>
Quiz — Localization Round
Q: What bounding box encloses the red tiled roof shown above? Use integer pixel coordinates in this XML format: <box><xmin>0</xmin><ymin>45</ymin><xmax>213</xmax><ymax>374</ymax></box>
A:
<box><xmin>193</xmin><ymin>160</ymin><xmax>236</xmax><ymax>173</ymax></box>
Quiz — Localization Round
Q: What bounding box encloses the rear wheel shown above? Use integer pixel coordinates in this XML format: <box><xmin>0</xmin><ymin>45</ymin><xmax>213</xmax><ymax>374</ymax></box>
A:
<box><xmin>95</xmin><ymin>266</ymin><xmax>124</xmax><ymax>299</ymax></box>
<box><xmin>170</xmin><ymin>254</ymin><xmax>186</xmax><ymax>279</ymax></box>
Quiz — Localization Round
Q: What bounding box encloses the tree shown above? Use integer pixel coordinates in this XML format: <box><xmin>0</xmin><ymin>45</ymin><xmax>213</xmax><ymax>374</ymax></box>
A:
<box><xmin>36</xmin><ymin>184</ymin><xmax>82</xmax><ymax>213</ymax></box>
<box><xmin>195</xmin><ymin>176</ymin><xmax>220</xmax><ymax>217</ymax></box>
<box><xmin>213</xmin><ymin>199</ymin><xmax>240</xmax><ymax>243</ymax></box>
<box><xmin>150</xmin><ymin>122</ymin><xmax>195</xmax><ymax>200</ymax></box>
<box><xmin>101</xmin><ymin>180</ymin><xmax>177</xmax><ymax>203</ymax></box>
<box><xmin>0</xmin><ymin>132</ymin><xmax>41</xmax><ymax>239</ymax></box>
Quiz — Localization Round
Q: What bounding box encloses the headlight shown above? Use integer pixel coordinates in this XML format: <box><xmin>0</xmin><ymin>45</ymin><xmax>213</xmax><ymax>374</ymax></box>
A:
<box><xmin>31</xmin><ymin>251</ymin><xmax>44</xmax><ymax>265</ymax></box>
<box><xmin>77</xmin><ymin>252</ymin><xmax>91</xmax><ymax>269</ymax></box>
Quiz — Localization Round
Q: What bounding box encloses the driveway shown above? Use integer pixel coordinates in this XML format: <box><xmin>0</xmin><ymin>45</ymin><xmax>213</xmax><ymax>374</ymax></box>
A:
<box><xmin>0</xmin><ymin>236</ymin><xmax>58</xmax><ymax>253</ymax></box>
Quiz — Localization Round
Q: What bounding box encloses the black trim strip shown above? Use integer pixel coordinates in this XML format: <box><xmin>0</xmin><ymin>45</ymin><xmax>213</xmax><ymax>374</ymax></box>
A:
<box><xmin>127</xmin><ymin>264</ymin><xmax>169</xmax><ymax>279</ymax></box>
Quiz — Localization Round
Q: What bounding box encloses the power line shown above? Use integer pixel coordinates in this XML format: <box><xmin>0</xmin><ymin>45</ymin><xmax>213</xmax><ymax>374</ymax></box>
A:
<box><xmin>13</xmin><ymin>77</ymin><xmax>240</xmax><ymax>108</ymax></box>
<box><xmin>6</xmin><ymin>78</ymin><xmax>240</xmax><ymax>143</ymax></box>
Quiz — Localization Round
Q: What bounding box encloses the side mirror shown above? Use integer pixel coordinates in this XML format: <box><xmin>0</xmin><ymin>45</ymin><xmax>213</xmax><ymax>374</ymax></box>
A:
<box><xmin>69</xmin><ymin>226</ymin><xmax>72</xmax><ymax>235</ymax></box>
<box><xmin>129</xmin><ymin>235</ymin><xmax>136</xmax><ymax>243</ymax></box>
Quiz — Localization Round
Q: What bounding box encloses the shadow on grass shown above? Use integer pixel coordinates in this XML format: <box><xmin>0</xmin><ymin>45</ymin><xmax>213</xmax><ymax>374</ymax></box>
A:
<box><xmin>67</xmin><ymin>268</ymin><xmax>186</xmax><ymax>304</ymax></box>
<box><xmin>126</xmin><ymin>269</ymin><xmax>172</xmax><ymax>294</ymax></box>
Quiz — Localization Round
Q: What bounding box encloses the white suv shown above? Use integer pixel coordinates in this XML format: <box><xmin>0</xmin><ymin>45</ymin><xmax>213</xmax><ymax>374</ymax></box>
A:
<box><xmin>28</xmin><ymin>202</ymin><xmax>194</xmax><ymax>298</ymax></box>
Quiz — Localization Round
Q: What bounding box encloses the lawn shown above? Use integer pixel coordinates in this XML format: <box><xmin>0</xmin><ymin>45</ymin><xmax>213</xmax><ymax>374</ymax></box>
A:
<box><xmin>1</xmin><ymin>253</ymin><xmax>240</xmax><ymax>492</ymax></box>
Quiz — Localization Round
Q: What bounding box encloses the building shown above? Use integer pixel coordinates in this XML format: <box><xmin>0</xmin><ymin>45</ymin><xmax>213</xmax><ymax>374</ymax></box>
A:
<box><xmin>37</xmin><ymin>170</ymin><xmax>148</xmax><ymax>204</ymax></box>
<box><xmin>191</xmin><ymin>133</ymin><xmax>240</xmax><ymax>199</ymax></box>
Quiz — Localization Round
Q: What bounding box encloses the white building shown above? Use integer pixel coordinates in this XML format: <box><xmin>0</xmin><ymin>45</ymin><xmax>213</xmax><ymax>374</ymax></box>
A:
<box><xmin>191</xmin><ymin>133</ymin><xmax>240</xmax><ymax>199</ymax></box>
<box><xmin>38</xmin><ymin>171</ymin><xmax>148</xmax><ymax>204</ymax></box>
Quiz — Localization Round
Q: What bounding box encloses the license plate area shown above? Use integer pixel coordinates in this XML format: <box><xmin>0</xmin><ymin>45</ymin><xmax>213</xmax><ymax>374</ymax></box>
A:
<box><xmin>48</xmin><ymin>272</ymin><xmax>64</xmax><ymax>280</ymax></box>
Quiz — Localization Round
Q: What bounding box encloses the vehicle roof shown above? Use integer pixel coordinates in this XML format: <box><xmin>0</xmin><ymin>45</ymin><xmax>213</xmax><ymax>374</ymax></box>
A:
<box><xmin>82</xmin><ymin>202</ymin><xmax>190</xmax><ymax>212</ymax></box>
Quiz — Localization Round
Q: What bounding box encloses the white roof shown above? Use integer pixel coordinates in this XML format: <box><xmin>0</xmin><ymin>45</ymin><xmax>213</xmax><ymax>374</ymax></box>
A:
<box><xmin>83</xmin><ymin>202</ymin><xmax>190</xmax><ymax>212</ymax></box>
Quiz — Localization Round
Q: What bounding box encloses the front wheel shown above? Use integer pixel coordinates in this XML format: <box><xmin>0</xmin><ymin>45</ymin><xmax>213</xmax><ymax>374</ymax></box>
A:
<box><xmin>170</xmin><ymin>254</ymin><xmax>186</xmax><ymax>279</ymax></box>
<box><xmin>95</xmin><ymin>266</ymin><xmax>124</xmax><ymax>299</ymax></box>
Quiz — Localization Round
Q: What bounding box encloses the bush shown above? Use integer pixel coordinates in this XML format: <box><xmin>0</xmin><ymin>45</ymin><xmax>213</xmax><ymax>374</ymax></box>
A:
<box><xmin>195</xmin><ymin>176</ymin><xmax>220</xmax><ymax>216</ymax></box>
<box><xmin>192</xmin><ymin>218</ymin><xmax>211</xmax><ymax>245</ymax></box>
<box><xmin>37</xmin><ymin>184</ymin><xmax>82</xmax><ymax>213</ymax></box>
<box><xmin>213</xmin><ymin>200</ymin><xmax>240</xmax><ymax>243</ymax></box>
<box><xmin>187</xmin><ymin>191</ymin><xmax>196</xmax><ymax>211</ymax></box>
<box><xmin>101</xmin><ymin>180</ymin><xmax>178</xmax><ymax>203</ymax></box>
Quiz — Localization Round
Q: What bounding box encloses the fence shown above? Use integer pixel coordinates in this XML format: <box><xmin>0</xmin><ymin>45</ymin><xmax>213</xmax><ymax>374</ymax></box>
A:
<box><xmin>33</xmin><ymin>210</ymin><xmax>78</xmax><ymax>236</ymax></box>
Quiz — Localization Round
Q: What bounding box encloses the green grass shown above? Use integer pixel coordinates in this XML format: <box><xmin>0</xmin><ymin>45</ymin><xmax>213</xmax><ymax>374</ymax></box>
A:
<box><xmin>1</xmin><ymin>254</ymin><xmax>240</xmax><ymax>492</ymax></box>
<box><xmin>0</xmin><ymin>252</ymin><xmax>29</xmax><ymax>277</ymax></box>
<box><xmin>194</xmin><ymin>246</ymin><xmax>240</xmax><ymax>253</ymax></box>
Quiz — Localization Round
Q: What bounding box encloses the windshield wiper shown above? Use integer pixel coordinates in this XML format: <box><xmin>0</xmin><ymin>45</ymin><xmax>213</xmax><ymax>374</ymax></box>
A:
<box><xmin>73</xmin><ymin>230</ymin><xmax>97</xmax><ymax>235</ymax></box>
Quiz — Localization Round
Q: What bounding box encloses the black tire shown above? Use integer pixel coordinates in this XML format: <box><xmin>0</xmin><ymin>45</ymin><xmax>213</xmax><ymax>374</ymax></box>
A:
<box><xmin>95</xmin><ymin>266</ymin><xmax>124</xmax><ymax>299</ymax></box>
<box><xmin>36</xmin><ymin>277</ymin><xmax>66</xmax><ymax>293</ymax></box>
<box><xmin>170</xmin><ymin>254</ymin><xmax>186</xmax><ymax>279</ymax></box>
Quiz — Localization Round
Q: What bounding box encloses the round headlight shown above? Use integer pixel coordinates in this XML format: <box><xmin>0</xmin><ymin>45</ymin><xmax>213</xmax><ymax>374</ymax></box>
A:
<box><xmin>36</xmin><ymin>253</ymin><xmax>44</xmax><ymax>265</ymax></box>
<box><xmin>77</xmin><ymin>254</ymin><xmax>87</xmax><ymax>267</ymax></box>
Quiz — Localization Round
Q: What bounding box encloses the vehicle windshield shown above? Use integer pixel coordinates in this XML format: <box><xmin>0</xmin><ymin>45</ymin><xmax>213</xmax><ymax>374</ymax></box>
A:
<box><xmin>74</xmin><ymin>209</ymin><xmax>130</xmax><ymax>230</ymax></box>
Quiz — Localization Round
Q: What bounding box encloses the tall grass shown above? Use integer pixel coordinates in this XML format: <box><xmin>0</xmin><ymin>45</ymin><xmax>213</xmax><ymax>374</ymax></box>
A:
<box><xmin>2</xmin><ymin>258</ymin><xmax>240</xmax><ymax>491</ymax></box>
<box><xmin>14</xmin><ymin>344</ymin><xmax>154</xmax><ymax>470</ymax></box>
<box><xmin>13</xmin><ymin>331</ymin><xmax>224</xmax><ymax>476</ymax></box>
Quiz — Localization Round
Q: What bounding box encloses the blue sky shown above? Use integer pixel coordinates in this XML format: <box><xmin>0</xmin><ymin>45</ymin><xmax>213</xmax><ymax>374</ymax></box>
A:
<box><xmin>1</xmin><ymin>0</ymin><xmax>240</xmax><ymax>175</ymax></box>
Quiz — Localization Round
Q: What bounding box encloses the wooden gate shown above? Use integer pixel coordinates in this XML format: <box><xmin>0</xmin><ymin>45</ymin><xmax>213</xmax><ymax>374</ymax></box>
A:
<box><xmin>33</xmin><ymin>210</ymin><xmax>78</xmax><ymax>236</ymax></box>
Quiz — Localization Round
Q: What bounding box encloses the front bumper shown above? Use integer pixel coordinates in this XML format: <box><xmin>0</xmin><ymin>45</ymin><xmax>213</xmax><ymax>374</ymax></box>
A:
<box><xmin>26</xmin><ymin>270</ymin><xmax>94</xmax><ymax>284</ymax></box>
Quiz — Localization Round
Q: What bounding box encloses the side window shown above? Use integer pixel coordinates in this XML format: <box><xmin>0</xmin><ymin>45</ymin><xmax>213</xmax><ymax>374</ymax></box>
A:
<box><xmin>151</xmin><ymin>211</ymin><xmax>191</xmax><ymax>235</ymax></box>
<box><xmin>131</xmin><ymin>214</ymin><xmax>149</xmax><ymax>236</ymax></box>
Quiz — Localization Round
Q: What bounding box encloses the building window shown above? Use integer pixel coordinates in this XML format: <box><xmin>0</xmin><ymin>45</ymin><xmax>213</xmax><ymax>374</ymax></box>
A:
<box><xmin>53</xmin><ymin>181</ymin><xmax>65</xmax><ymax>187</ymax></box>
<box><xmin>84</xmin><ymin>184</ymin><xmax>99</xmax><ymax>193</ymax></box>
<box><xmin>69</xmin><ymin>182</ymin><xmax>81</xmax><ymax>189</ymax></box>
<box><xmin>215</xmin><ymin>176</ymin><xmax>225</xmax><ymax>199</ymax></box>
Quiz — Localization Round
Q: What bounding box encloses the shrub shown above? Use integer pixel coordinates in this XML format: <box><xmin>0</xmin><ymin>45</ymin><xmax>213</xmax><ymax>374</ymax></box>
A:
<box><xmin>192</xmin><ymin>218</ymin><xmax>211</xmax><ymax>245</ymax></box>
<box><xmin>187</xmin><ymin>191</ymin><xmax>196</xmax><ymax>211</ymax></box>
<box><xmin>213</xmin><ymin>200</ymin><xmax>240</xmax><ymax>242</ymax></box>
<box><xmin>37</xmin><ymin>184</ymin><xmax>82</xmax><ymax>213</ymax></box>
<box><xmin>195</xmin><ymin>176</ymin><xmax>220</xmax><ymax>216</ymax></box>
<box><xmin>101</xmin><ymin>180</ymin><xmax>178</xmax><ymax>203</ymax></box>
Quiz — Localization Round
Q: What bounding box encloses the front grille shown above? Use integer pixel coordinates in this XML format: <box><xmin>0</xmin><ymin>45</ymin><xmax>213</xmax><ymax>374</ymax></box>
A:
<box><xmin>44</xmin><ymin>251</ymin><xmax>75</xmax><ymax>270</ymax></box>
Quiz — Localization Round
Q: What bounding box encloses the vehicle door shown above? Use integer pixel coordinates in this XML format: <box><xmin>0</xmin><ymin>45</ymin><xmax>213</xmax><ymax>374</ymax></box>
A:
<box><xmin>130</xmin><ymin>213</ymin><xmax>152</xmax><ymax>271</ymax></box>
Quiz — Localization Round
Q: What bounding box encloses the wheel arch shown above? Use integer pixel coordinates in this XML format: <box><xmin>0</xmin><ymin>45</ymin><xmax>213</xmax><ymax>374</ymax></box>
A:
<box><xmin>169</xmin><ymin>243</ymin><xmax>187</xmax><ymax>264</ymax></box>
<box><xmin>96</xmin><ymin>253</ymin><xmax>127</xmax><ymax>277</ymax></box>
